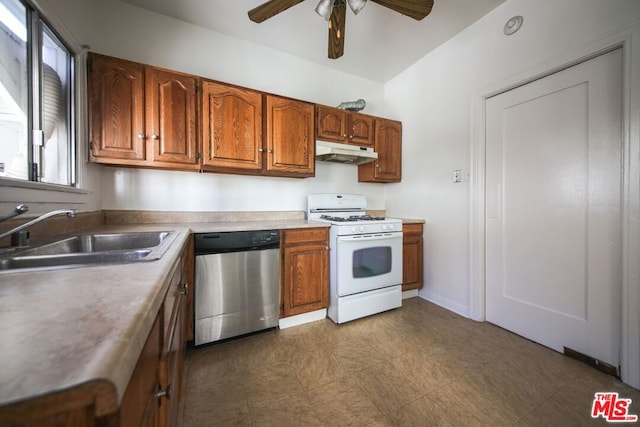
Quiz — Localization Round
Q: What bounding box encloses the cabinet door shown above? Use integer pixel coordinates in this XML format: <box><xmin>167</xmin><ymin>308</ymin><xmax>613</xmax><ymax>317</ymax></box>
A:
<box><xmin>88</xmin><ymin>53</ymin><xmax>145</xmax><ymax>163</ymax></box>
<box><xmin>402</xmin><ymin>224</ymin><xmax>423</xmax><ymax>291</ymax></box>
<box><xmin>283</xmin><ymin>242</ymin><xmax>329</xmax><ymax>317</ymax></box>
<box><xmin>146</xmin><ymin>67</ymin><xmax>199</xmax><ymax>168</ymax></box>
<box><xmin>201</xmin><ymin>82</ymin><xmax>263</xmax><ymax>171</ymax></box>
<box><xmin>281</xmin><ymin>228</ymin><xmax>329</xmax><ymax>317</ymax></box>
<box><xmin>159</xmin><ymin>262</ymin><xmax>186</xmax><ymax>427</ymax></box>
<box><xmin>183</xmin><ymin>234</ymin><xmax>195</xmax><ymax>342</ymax></box>
<box><xmin>265</xmin><ymin>96</ymin><xmax>315</xmax><ymax>177</ymax></box>
<box><xmin>120</xmin><ymin>316</ymin><xmax>161</xmax><ymax>427</ymax></box>
<box><xmin>349</xmin><ymin>112</ymin><xmax>374</xmax><ymax>147</ymax></box>
<box><xmin>316</xmin><ymin>105</ymin><xmax>347</xmax><ymax>143</ymax></box>
<box><xmin>359</xmin><ymin>118</ymin><xmax>402</xmax><ymax>182</ymax></box>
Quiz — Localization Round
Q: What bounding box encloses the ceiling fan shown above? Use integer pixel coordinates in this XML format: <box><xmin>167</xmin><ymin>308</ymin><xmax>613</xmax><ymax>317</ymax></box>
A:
<box><xmin>248</xmin><ymin>0</ymin><xmax>434</xmax><ymax>59</ymax></box>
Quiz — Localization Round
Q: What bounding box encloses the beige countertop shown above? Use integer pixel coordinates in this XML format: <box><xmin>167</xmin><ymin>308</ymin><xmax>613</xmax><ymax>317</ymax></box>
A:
<box><xmin>0</xmin><ymin>218</ymin><xmax>327</xmax><ymax>416</ymax></box>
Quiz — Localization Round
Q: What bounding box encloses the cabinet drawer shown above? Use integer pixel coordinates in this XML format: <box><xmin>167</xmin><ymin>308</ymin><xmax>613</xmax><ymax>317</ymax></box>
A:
<box><xmin>402</xmin><ymin>223</ymin><xmax>423</xmax><ymax>235</ymax></box>
<box><xmin>282</xmin><ymin>227</ymin><xmax>329</xmax><ymax>246</ymax></box>
<box><xmin>162</xmin><ymin>257</ymin><xmax>183</xmax><ymax>348</ymax></box>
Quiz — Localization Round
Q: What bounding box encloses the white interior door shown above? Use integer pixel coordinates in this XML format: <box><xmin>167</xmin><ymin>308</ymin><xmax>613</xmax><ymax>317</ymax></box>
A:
<box><xmin>485</xmin><ymin>49</ymin><xmax>623</xmax><ymax>367</ymax></box>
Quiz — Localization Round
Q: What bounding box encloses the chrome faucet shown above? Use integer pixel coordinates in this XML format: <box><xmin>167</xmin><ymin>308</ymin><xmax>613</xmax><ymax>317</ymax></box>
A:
<box><xmin>0</xmin><ymin>205</ymin><xmax>76</xmax><ymax>247</ymax></box>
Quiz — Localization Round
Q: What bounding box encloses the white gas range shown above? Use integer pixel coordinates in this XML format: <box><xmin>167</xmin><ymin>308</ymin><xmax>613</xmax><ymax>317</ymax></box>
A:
<box><xmin>307</xmin><ymin>194</ymin><xmax>403</xmax><ymax>324</ymax></box>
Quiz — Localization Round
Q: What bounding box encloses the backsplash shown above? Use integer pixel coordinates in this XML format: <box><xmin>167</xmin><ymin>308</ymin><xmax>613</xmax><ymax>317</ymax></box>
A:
<box><xmin>103</xmin><ymin>210</ymin><xmax>306</xmax><ymax>224</ymax></box>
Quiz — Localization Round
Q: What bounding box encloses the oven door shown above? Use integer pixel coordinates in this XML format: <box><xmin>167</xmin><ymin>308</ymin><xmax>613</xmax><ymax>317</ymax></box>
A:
<box><xmin>336</xmin><ymin>232</ymin><xmax>402</xmax><ymax>296</ymax></box>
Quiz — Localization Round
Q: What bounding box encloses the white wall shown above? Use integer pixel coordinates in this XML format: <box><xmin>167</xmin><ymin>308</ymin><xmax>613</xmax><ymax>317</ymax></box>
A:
<box><xmin>384</xmin><ymin>0</ymin><xmax>640</xmax><ymax>316</ymax></box>
<box><xmin>93</xmin><ymin>0</ymin><xmax>387</xmax><ymax>213</ymax></box>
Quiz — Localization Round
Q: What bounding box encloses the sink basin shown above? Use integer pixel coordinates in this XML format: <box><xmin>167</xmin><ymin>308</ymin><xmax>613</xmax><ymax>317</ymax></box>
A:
<box><xmin>0</xmin><ymin>231</ymin><xmax>178</xmax><ymax>272</ymax></box>
<box><xmin>16</xmin><ymin>231</ymin><xmax>175</xmax><ymax>255</ymax></box>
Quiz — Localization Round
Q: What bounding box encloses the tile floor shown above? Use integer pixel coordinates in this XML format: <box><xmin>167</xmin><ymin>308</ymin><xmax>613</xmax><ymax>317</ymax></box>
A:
<box><xmin>180</xmin><ymin>298</ymin><xmax>640</xmax><ymax>426</ymax></box>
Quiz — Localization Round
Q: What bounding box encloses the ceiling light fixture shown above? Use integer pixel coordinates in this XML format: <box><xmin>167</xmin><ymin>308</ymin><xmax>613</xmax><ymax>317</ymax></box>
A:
<box><xmin>315</xmin><ymin>0</ymin><xmax>335</xmax><ymax>21</ymax></box>
<box><xmin>347</xmin><ymin>0</ymin><xmax>367</xmax><ymax>15</ymax></box>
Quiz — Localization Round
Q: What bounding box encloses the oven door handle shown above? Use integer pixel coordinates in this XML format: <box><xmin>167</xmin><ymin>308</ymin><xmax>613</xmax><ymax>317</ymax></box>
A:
<box><xmin>337</xmin><ymin>232</ymin><xmax>401</xmax><ymax>242</ymax></box>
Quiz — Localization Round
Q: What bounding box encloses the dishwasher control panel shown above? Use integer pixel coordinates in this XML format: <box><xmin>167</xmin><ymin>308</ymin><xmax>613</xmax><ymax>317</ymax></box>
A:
<box><xmin>195</xmin><ymin>230</ymin><xmax>280</xmax><ymax>254</ymax></box>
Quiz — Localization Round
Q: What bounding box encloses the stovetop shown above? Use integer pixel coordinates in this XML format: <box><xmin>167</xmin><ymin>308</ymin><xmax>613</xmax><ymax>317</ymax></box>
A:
<box><xmin>307</xmin><ymin>193</ymin><xmax>402</xmax><ymax>234</ymax></box>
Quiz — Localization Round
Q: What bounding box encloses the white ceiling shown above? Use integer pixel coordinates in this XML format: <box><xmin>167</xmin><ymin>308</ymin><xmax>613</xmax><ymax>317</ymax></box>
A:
<box><xmin>119</xmin><ymin>0</ymin><xmax>506</xmax><ymax>83</ymax></box>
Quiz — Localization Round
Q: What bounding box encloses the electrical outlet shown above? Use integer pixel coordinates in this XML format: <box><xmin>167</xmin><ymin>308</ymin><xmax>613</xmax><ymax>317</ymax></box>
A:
<box><xmin>453</xmin><ymin>169</ymin><xmax>462</xmax><ymax>183</ymax></box>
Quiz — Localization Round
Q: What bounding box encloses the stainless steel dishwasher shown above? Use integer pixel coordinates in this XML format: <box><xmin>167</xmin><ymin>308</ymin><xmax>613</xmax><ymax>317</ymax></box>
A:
<box><xmin>194</xmin><ymin>230</ymin><xmax>280</xmax><ymax>346</ymax></box>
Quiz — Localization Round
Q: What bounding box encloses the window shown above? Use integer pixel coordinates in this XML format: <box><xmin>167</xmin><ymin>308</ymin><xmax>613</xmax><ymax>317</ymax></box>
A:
<box><xmin>0</xmin><ymin>0</ymin><xmax>75</xmax><ymax>186</ymax></box>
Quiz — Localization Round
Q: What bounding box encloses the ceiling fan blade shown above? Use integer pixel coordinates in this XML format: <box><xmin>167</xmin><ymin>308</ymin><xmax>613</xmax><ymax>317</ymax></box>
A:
<box><xmin>248</xmin><ymin>0</ymin><xmax>305</xmax><ymax>23</ymax></box>
<box><xmin>328</xmin><ymin>0</ymin><xmax>346</xmax><ymax>59</ymax></box>
<box><xmin>370</xmin><ymin>0</ymin><xmax>434</xmax><ymax>20</ymax></box>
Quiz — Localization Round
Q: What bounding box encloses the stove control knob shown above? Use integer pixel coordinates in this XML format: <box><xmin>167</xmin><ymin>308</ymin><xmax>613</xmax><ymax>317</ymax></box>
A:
<box><xmin>351</xmin><ymin>226</ymin><xmax>357</xmax><ymax>233</ymax></box>
<box><xmin>359</xmin><ymin>226</ymin><xmax>365</xmax><ymax>232</ymax></box>
<box><xmin>382</xmin><ymin>224</ymin><xmax>388</xmax><ymax>231</ymax></box>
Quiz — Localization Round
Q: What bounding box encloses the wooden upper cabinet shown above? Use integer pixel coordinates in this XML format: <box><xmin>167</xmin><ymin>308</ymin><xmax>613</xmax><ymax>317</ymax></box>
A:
<box><xmin>265</xmin><ymin>95</ymin><xmax>315</xmax><ymax>177</ymax></box>
<box><xmin>358</xmin><ymin>118</ymin><xmax>402</xmax><ymax>183</ymax></box>
<box><xmin>348</xmin><ymin>112</ymin><xmax>374</xmax><ymax>146</ymax></box>
<box><xmin>316</xmin><ymin>105</ymin><xmax>373</xmax><ymax>147</ymax></box>
<box><xmin>88</xmin><ymin>52</ymin><xmax>199</xmax><ymax>170</ymax></box>
<box><xmin>88</xmin><ymin>53</ymin><xmax>145</xmax><ymax>163</ymax></box>
<box><xmin>201</xmin><ymin>81</ymin><xmax>263</xmax><ymax>172</ymax></box>
<box><xmin>316</xmin><ymin>105</ymin><xmax>346</xmax><ymax>142</ymax></box>
<box><xmin>145</xmin><ymin>68</ymin><xmax>199</xmax><ymax>168</ymax></box>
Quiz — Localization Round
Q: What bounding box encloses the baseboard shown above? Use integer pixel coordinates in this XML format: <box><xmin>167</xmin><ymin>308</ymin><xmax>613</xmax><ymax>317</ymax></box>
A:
<box><xmin>402</xmin><ymin>289</ymin><xmax>419</xmax><ymax>299</ymax></box>
<box><xmin>278</xmin><ymin>309</ymin><xmax>327</xmax><ymax>329</ymax></box>
<box><xmin>418</xmin><ymin>290</ymin><xmax>470</xmax><ymax>318</ymax></box>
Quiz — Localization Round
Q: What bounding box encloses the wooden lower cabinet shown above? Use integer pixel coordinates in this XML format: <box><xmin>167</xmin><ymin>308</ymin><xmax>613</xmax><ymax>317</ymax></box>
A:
<box><xmin>183</xmin><ymin>235</ymin><xmax>195</xmax><ymax>342</ymax></box>
<box><xmin>280</xmin><ymin>228</ymin><xmax>329</xmax><ymax>317</ymax></box>
<box><xmin>108</xmin><ymin>251</ymin><xmax>187</xmax><ymax>427</ymax></box>
<box><xmin>0</xmin><ymin>246</ymin><xmax>190</xmax><ymax>427</ymax></box>
<box><xmin>402</xmin><ymin>223</ymin><xmax>424</xmax><ymax>291</ymax></box>
<box><xmin>119</xmin><ymin>316</ymin><xmax>161</xmax><ymax>427</ymax></box>
<box><xmin>157</xmin><ymin>254</ymin><xmax>186</xmax><ymax>427</ymax></box>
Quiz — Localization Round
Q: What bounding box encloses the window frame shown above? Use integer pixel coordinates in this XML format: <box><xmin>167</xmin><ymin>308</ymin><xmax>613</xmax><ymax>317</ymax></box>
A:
<box><xmin>0</xmin><ymin>0</ymin><xmax>77</xmax><ymax>187</ymax></box>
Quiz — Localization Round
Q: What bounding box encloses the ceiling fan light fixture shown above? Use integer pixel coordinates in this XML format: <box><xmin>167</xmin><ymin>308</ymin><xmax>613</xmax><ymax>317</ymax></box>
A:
<box><xmin>315</xmin><ymin>0</ymin><xmax>335</xmax><ymax>21</ymax></box>
<box><xmin>347</xmin><ymin>0</ymin><xmax>367</xmax><ymax>15</ymax></box>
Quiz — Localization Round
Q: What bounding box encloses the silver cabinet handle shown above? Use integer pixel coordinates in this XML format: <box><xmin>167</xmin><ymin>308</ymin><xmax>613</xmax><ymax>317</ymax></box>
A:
<box><xmin>156</xmin><ymin>384</ymin><xmax>172</xmax><ymax>399</ymax></box>
<box><xmin>151</xmin><ymin>134</ymin><xmax>160</xmax><ymax>140</ymax></box>
<box><xmin>258</xmin><ymin>148</ymin><xmax>264</xmax><ymax>152</ymax></box>
<box><xmin>179</xmin><ymin>283</ymin><xmax>188</xmax><ymax>295</ymax></box>
<box><xmin>268</xmin><ymin>149</ymin><xmax>273</xmax><ymax>153</ymax></box>
<box><xmin>137</xmin><ymin>133</ymin><xmax>146</xmax><ymax>139</ymax></box>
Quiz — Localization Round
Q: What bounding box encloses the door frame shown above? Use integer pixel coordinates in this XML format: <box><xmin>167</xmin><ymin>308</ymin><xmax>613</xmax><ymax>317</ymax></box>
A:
<box><xmin>469</xmin><ymin>27</ymin><xmax>640</xmax><ymax>389</ymax></box>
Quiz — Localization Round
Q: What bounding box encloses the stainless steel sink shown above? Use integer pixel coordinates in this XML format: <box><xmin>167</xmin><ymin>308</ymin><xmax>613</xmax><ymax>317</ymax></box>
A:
<box><xmin>0</xmin><ymin>231</ymin><xmax>178</xmax><ymax>272</ymax></box>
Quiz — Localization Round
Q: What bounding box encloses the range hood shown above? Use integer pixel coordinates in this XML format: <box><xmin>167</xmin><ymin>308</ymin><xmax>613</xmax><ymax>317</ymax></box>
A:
<box><xmin>315</xmin><ymin>140</ymin><xmax>377</xmax><ymax>165</ymax></box>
